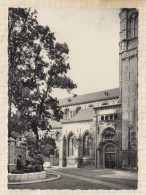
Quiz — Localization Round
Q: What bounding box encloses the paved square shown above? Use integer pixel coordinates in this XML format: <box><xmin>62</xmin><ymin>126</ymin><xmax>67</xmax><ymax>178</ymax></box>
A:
<box><xmin>8</xmin><ymin>167</ymin><xmax>137</xmax><ymax>190</ymax></box>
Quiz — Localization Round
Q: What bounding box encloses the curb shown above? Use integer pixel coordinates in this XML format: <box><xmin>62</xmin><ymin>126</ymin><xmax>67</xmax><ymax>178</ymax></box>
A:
<box><xmin>8</xmin><ymin>173</ymin><xmax>61</xmax><ymax>185</ymax></box>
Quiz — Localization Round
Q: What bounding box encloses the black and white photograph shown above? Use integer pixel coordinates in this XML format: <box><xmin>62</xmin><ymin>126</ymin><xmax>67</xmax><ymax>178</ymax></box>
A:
<box><xmin>8</xmin><ymin>7</ymin><xmax>138</xmax><ymax>190</ymax></box>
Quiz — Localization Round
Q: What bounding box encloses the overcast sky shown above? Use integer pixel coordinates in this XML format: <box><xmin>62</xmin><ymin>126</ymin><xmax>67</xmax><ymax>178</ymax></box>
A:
<box><xmin>37</xmin><ymin>8</ymin><xmax>120</xmax><ymax>99</ymax></box>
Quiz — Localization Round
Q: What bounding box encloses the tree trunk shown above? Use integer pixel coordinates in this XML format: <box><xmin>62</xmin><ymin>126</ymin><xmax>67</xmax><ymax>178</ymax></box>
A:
<box><xmin>32</xmin><ymin>121</ymin><xmax>39</xmax><ymax>141</ymax></box>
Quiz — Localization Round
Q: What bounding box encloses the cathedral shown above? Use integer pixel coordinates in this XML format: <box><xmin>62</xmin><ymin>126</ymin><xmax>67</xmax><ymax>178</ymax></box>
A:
<box><xmin>49</xmin><ymin>8</ymin><xmax>138</xmax><ymax>169</ymax></box>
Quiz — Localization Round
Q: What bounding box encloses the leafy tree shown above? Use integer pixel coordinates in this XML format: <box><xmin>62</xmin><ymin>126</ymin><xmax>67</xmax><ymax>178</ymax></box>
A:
<box><xmin>25</xmin><ymin>132</ymin><xmax>55</xmax><ymax>161</ymax></box>
<box><xmin>8</xmin><ymin>8</ymin><xmax>77</xmax><ymax>139</ymax></box>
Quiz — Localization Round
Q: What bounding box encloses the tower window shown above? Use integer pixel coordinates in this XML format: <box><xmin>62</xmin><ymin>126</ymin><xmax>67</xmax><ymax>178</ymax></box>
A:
<box><xmin>128</xmin><ymin>13</ymin><xmax>138</xmax><ymax>39</ymax></box>
<box><xmin>128</xmin><ymin>127</ymin><xmax>131</xmax><ymax>150</ymax></box>
<box><xmin>98</xmin><ymin>127</ymin><xmax>100</xmax><ymax>134</ymax></box>
<box><xmin>129</xmin><ymin>71</ymin><xmax>130</xmax><ymax>80</ymax></box>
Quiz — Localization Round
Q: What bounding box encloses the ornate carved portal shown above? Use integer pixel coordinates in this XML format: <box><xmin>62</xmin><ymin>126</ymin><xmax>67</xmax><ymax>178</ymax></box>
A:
<box><xmin>96</xmin><ymin>128</ymin><xmax>119</xmax><ymax>169</ymax></box>
<box><xmin>96</xmin><ymin>143</ymin><xmax>118</xmax><ymax>169</ymax></box>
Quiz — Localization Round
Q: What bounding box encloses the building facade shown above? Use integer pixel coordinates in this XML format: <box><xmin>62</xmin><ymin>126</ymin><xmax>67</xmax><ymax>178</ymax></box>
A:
<box><xmin>50</xmin><ymin>8</ymin><xmax>138</xmax><ymax>169</ymax></box>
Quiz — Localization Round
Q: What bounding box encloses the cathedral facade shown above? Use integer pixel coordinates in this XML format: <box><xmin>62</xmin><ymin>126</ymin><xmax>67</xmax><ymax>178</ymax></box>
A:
<box><xmin>50</xmin><ymin>8</ymin><xmax>138</xmax><ymax>169</ymax></box>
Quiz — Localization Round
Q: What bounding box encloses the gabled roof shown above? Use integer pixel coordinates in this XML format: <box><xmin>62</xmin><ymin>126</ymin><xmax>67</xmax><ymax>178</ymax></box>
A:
<box><xmin>59</xmin><ymin>88</ymin><xmax>119</xmax><ymax>107</ymax></box>
<box><xmin>49</xmin><ymin>120</ymin><xmax>62</xmax><ymax>129</ymax></box>
<box><xmin>62</xmin><ymin>108</ymin><xmax>95</xmax><ymax>123</ymax></box>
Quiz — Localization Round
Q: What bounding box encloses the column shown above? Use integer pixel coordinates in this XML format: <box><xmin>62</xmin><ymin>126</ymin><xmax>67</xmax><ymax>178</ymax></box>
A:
<box><xmin>59</xmin><ymin>136</ymin><xmax>66</xmax><ymax>167</ymax></box>
<box><xmin>97</xmin><ymin>149</ymin><xmax>101</xmax><ymax>169</ymax></box>
<box><xmin>8</xmin><ymin>137</ymin><xmax>16</xmax><ymax>173</ymax></box>
<box><xmin>76</xmin><ymin>138</ymin><xmax>81</xmax><ymax>168</ymax></box>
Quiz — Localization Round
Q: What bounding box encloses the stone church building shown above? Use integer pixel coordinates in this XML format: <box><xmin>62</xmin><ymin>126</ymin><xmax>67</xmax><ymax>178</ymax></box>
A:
<box><xmin>50</xmin><ymin>8</ymin><xmax>138</xmax><ymax>169</ymax></box>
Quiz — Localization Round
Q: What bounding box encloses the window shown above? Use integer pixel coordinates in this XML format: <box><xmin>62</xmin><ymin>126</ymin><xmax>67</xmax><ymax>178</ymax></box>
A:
<box><xmin>76</xmin><ymin>107</ymin><xmax>81</xmax><ymax>114</ymax></box>
<box><xmin>56</xmin><ymin>132</ymin><xmax>60</xmax><ymax>141</ymax></box>
<box><xmin>105</xmin><ymin>115</ymin><xmax>108</xmax><ymax>121</ymax></box>
<box><xmin>101</xmin><ymin>116</ymin><xmax>104</xmax><ymax>121</ymax></box>
<box><xmin>83</xmin><ymin>133</ymin><xmax>92</xmax><ymax>156</ymax></box>
<box><xmin>114</xmin><ymin>114</ymin><xmax>118</xmax><ymax>120</ymax></box>
<box><xmin>64</xmin><ymin>109</ymin><xmax>70</xmax><ymax>119</ymax></box>
<box><xmin>98</xmin><ymin>127</ymin><xmax>100</xmax><ymax>134</ymax></box>
<box><xmin>102</xmin><ymin>101</ymin><xmax>108</xmax><ymax>105</ymax></box>
<box><xmin>100</xmin><ymin>114</ymin><xmax>118</xmax><ymax>121</ymax></box>
<box><xmin>68</xmin><ymin>133</ymin><xmax>74</xmax><ymax>156</ymax></box>
<box><xmin>110</xmin><ymin>115</ymin><xmax>113</xmax><ymax>120</ymax></box>
<box><xmin>129</xmin><ymin>71</ymin><xmax>130</xmax><ymax>80</ymax></box>
<box><xmin>128</xmin><ymin>13</ymin><xmax>138</xmax><ymax>39</ymax></box>
<box><xmin>128</xmin><ymin>127</ymin><xmax>130</xmax><ymax>150</ymax></box>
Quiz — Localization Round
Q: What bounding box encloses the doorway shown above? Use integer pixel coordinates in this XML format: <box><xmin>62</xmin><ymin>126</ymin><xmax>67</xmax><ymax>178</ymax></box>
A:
<box><xmin>105</xmin><ymin>145</ymin><xmax>116</xmax><ymax>168</ymax></box>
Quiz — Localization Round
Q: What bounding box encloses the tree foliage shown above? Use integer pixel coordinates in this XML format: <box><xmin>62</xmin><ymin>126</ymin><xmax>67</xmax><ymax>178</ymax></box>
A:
<box><xmin>8</xmin><ymin>8</ymin><xmax>77</xmax><ymax>139</ymax></box>
<box><xmin>25</xmin><ymin>132</ymin><xmax>56</xmax><ymax>161</ymax></box>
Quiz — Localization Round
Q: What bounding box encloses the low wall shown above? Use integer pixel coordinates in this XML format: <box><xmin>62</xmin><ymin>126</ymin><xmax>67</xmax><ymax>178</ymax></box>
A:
<box><xmin>8</xmin><ymin>171</ymin><xmax>46</xmax><ymax>182</ymax></box>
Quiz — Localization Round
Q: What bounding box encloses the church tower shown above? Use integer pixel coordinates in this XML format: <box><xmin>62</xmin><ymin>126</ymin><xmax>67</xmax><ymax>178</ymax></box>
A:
<box><xmin>119</xmin><ymin>8</ymin><xmax>138</xmax><ymax>168</ymax></box>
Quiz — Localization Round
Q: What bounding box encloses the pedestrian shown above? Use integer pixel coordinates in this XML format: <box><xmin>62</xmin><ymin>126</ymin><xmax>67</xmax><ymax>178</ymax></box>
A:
<box><xmin>16</xmin><ymin>155</ymin><xmax>23</xmax><ymax>171</ymax></box>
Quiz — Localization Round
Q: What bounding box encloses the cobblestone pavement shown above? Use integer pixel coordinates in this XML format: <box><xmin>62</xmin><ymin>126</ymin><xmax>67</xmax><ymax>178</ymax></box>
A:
<box><xmin>8</xmin><ymin>167</ymin><xmax>138</xmax><ymax>190</ymax></box>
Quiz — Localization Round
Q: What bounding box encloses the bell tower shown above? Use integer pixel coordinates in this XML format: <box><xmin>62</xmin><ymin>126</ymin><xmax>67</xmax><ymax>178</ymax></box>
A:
<box><xmin>119</xmin><ymin>8</ymin><xmax>138</xmax><ymax>167</ymax></box>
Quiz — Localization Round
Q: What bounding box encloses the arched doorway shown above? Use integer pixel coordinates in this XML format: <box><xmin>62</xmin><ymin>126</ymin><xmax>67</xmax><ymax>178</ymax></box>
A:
<box><xmin>105</xmin><ymin>145</ymin><xmax>116</xmax><ymax>168</ymax></box>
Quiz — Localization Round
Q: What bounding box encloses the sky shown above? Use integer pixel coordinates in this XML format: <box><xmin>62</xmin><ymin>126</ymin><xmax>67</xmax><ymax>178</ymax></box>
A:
<box><xmin>37</xmin><ymin>8</ymin><xmax>120</xmax><ymax>99</ymax></box>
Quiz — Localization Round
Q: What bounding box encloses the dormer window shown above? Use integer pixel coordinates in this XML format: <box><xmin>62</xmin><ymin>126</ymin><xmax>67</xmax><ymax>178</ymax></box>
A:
<box><xmin>105</xmin><ymin>92</ymin><xmax>109</xmax><ymax>96</ymax></box>
<box><xmin>102</xmin><ymin>101</ymin><xmax>108</xmax><ymax>105</ymax></box>
<box><xmin>76</xmin><ymin>107</ymin><xmax>81</xmax><ymax>114</ymax></box>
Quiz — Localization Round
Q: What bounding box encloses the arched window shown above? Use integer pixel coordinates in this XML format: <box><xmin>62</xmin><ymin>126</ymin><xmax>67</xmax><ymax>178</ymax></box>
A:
<box><xmin>83</xmin><ymin>132</ymin><xmax>92</xmax><ymax>156</ymax></box>
<box><xmin>128</xmin><ymin>13</ymin><xmax>138</xmax><ymax>39</ymax></box>
<box><xmin>64</xmin><ymin>109</ymin><xmax>70</xmax><ymax>119</ymax></box>
<box><xmin>102</xmin><ymin>129</ymin><xmax>115</xmax><ymax>140</ymax></box>
<box><xmin>76</xmin><ymin>107</ymin><xmax>81</xmax><ymax>114</ymax></box>
<box><xmin>68</xmin><ymin>133</ymin><xmax>75</xmax><ymax>156</ymax></box>
<box><xmin>56</xmin><ymin>132</ymin><xmax>60</xmax><ymax>141</ymax></box>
